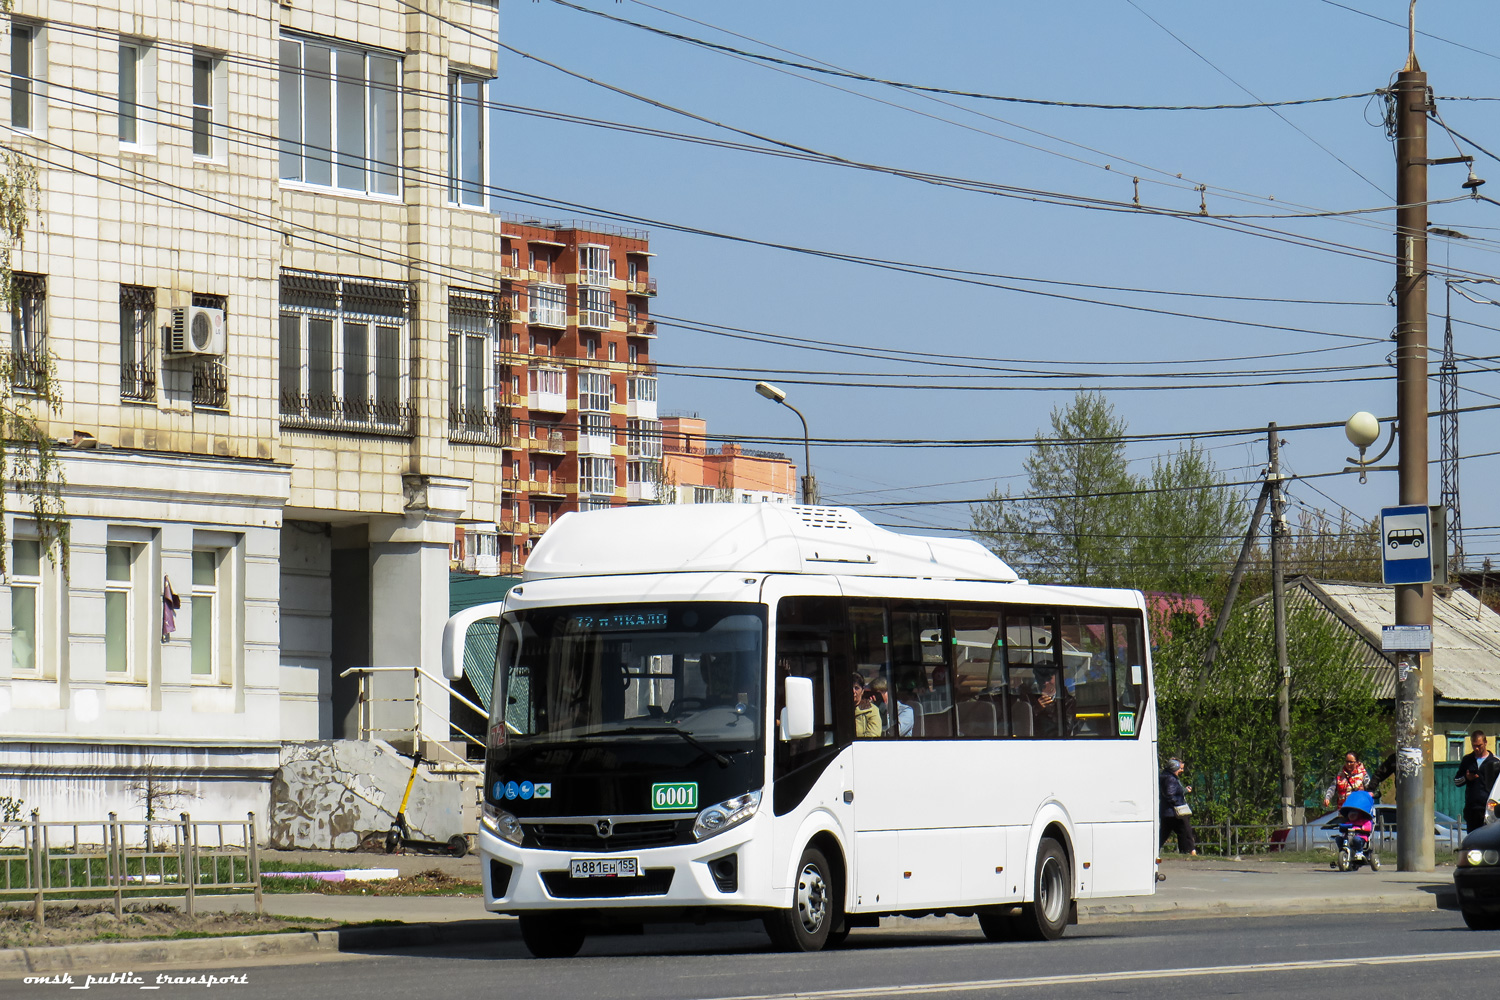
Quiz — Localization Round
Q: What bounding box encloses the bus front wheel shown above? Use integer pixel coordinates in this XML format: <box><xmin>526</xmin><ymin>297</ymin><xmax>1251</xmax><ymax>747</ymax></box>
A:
<box><xmin>764</xmin><ymin>846</ymin><xmax>839</xmax><ymax>952</ymax></box>
<box><xmin>519</xmin><ymin>913</ymin><xmax>586</xmax><ymax>958</ymax></box>
<box><xmin>1016</xmin><ymin>837</ymin><xmax>1071</xmax><ymax>941</ymax></box>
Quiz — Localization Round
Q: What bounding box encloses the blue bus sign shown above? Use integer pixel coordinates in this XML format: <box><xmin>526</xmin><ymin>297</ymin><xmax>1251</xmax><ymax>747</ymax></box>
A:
<box><xmin>1381</xmin><ymin>504</ymin><xmax>1432</xmax><ymax>585</ymax></box>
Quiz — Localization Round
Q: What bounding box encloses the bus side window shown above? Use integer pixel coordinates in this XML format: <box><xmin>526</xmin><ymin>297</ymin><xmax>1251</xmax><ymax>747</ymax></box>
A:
<box><xmin>1005</xmin><ymin>613</ymin><xmax>1061</xmax><ymax>737</ymax></box>
<box><xmin>1111</xmin><ymin>617</ymin><xmax>1147</xmax><ymax>737</ymax></box>
<box><xmin>890</xmin><ymin>606</ymin><xmax>947</xmax><ymax>738</ymax></box>
<box><xmin>1060</xmin><ymin>614</ymin><xmax>1110</xmax><ymax>738</ymax></box>
<box><xmin>950</xmin><ymin>607</ymin><xmax>1003</xmax><ymax>738</ymax></box>
<box><xmin>775</xmin><ymin>596</ymin><xmax>843</xmax><ymax>759</ymax></box>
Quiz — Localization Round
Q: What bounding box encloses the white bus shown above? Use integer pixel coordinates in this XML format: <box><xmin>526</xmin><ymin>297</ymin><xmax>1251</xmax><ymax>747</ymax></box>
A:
<box><xmin>442</xmin><ymin>504</ymin><xmax>1157</xmax><ymax>958</ymax></box>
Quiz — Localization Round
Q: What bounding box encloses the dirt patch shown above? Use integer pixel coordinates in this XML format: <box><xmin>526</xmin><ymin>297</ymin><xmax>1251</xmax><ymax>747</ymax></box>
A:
<box><xmin>0</xmin><ymin>902</ymin><xmax>337</xmax><ymax>949</ymax></box>
<box><xmin>265</xmin><ymin>868</ymin><xmax>480</xmax><ymax>896</ymax></box>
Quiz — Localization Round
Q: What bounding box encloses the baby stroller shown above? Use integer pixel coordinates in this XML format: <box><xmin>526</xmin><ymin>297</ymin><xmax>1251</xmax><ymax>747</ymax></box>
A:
<box><xmin>1330</xmin><ymin>789</ymin><xmax>1380</xmax><ymax>872</ymax></box>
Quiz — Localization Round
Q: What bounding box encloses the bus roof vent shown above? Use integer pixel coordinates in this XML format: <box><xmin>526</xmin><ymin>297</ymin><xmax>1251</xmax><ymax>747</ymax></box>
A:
<box><xmin>795</xmin><ymin>506</ymin><xmax>853</xmax><ymax>530</ymax></box>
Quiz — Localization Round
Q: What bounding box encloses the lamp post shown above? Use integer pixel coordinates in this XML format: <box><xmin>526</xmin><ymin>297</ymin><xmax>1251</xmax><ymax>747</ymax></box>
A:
<box><xmin>754</xmin><ymin>381</ymin><xmax>818</xmax><ymax>505</ymax></box>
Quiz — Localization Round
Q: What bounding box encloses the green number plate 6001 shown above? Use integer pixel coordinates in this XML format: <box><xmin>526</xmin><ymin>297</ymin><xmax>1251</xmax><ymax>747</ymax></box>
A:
<box><xmin>651</xmin><ymin>782</ymin><xmax>698</xmax><ymax>810</ymax></box>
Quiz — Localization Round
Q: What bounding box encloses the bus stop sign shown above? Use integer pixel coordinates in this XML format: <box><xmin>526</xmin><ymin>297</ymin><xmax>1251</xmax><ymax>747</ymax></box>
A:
<box><xmin>1381</xmin><ymin>504</ymin><xmax>1433</xmax><ymax>585</ymax></box>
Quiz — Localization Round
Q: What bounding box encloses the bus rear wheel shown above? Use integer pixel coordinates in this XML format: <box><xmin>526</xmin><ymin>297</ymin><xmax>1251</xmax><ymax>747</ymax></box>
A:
<box><xmin>519</xmin><ymin>913</ymin><xmax>586</xmax><ymax>958</ymax></box>
<box><xmin>764</xmin><ymin>846</ymin><xmax>839</xmax><ymax>952</ymax></box>
<box><xmin>1016</xmin><ymin>837</ymin><xmax>1071</xmax><ymax>941</ymax></box>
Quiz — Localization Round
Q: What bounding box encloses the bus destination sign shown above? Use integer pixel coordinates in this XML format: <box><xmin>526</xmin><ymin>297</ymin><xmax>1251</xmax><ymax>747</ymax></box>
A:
<box><xmin>570</xmin><ymin>611</ymin><xmax>670</xmax><ymax>632</ymax></box>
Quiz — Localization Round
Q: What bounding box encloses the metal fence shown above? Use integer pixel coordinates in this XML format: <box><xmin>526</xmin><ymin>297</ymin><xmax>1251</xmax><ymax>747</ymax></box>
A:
<box><xmin>0</xmin><ymin>811</ymin><xmax>262</xmax><ymax>925</ymax></box>
<box><xmin>1174</xmin><ymin>815</ymin><xmax>1464</xmax><ymax>857</ymax></box>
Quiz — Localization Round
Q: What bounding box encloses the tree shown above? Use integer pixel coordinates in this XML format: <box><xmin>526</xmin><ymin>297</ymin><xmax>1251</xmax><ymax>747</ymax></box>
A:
<box><xmin>971</xmin><ymin>391</ymin><xmax>1240</xmax><ymax>594</ymax></box>
<box><xmin>0</xmin><ymin>142</ymin><xmax>66</xmax><ymax>572</ymax></box>
<box><xmin>971</xmin><ymin>391</ymin><xmax>1132</xmax><ymax>587</ymax></box>
<box><xmin>649</xmin><ymin>459</ymin><xmax>677</xmax><ymax>504</ymax></box>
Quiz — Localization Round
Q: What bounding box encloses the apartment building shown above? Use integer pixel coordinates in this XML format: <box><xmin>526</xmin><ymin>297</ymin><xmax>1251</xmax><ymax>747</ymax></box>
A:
<box><xmin>662</xmin><ymin>416</ymin><xmax>797</xmax><ymax>505</ymax></box>
<box><xmin>0</xmin><ymin>0</ymin><xmax>656</xmax><ymax>821</ymax></box>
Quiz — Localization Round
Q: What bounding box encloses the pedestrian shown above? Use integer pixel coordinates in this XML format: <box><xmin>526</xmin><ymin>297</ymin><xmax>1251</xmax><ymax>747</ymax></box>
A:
<box><xmin>1159</xmin><ymin>757</ymin><xmax>1197</xmax><ymax>856</ymax></box>
<box><xmin>1323</xmin><ymin>753</ymin><xmax>1371</xmax><ymax>810</ymax></box>
<box><xmin>1455</xmin><ymin>730</ymin><xmax>1500</xmax><ymax>834</ymax></box>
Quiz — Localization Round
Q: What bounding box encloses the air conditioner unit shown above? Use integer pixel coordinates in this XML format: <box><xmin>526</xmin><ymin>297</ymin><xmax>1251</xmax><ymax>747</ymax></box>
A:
<box><xmin>168</xmin><ymin>306</ymin><xmax>226</xmax><ymax>356</ymax></box>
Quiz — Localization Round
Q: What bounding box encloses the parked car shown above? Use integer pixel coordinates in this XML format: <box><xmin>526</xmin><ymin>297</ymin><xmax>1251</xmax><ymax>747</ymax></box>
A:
<box><xmin>1455</xmin><ymin>821</ymin><xmax>1500</xmax><ymax>929</ymax></box>
<box><xmin>1270</xmin><ymin>803</ymin><xmax>1460</xmax><ymax>851</ymax></box>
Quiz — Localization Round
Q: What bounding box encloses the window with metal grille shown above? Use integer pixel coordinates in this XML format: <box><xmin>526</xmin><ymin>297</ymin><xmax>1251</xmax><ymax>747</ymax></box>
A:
<box><xmin>10</xmin><ymin>274</ymin><xmax>46</xmax><ymax>395</ymax></box>
<box><xmin>279</xmin><ymin>270</ymin><xmax>411</xmax><ymax>434</ymax></box>
<box><xmin>448</xmin><ymin>289</ymin><xmax>505</xmax><ymax>444</ymax></box>
<box><xmin>119</xmin><ymin>285</ymin><xmax>156</xmax><ymax>402</ymax></box>
<box><xmin>279</xmin><ymin>36</ymin><xmax>401</xmax><ymax>196</ymax></box>
<box><xmin>190</xmin><ymin>293</ymin><xmax>229</xmax><ymax>409</ymax></box>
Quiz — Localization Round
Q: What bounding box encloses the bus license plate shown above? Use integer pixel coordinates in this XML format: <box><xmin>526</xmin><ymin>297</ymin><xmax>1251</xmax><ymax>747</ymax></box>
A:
<box><xmin>570</xmin><ymin>857</ymin><xmax>640</xmax><ymax>878</ymax></box>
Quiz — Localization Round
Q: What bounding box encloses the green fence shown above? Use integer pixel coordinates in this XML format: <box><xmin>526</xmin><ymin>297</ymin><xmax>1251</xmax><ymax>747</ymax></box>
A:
<box><xmin>1436</xmin><ymin>761</ymin><xmax>1463</xmax><ymax>819</ymax></box>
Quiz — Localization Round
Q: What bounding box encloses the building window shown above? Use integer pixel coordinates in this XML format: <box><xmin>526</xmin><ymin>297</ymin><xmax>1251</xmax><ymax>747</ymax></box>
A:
<box><xmin>105</xmin><ymin>543</ymin><xmax>135</xmax><ymax>676</ymax></box>
<box><xmin>120</xmin><ymin>285</ymin><xmax>156</xmax><ymax>402</ymax></box>
<box><xmin>448</xmin><ymin>73</ymin><xmax>486</xmax><ymax>206</ymax></box>
<box><xmin>119</xmin><ymin>42</ymin><xmax>138</xmax><ymax>143</ymax></box>
<box><xmin>279</xmin><ymin>37</ymin><xmax>400</xmax><ymax>196</ymax></box>
<box><xmin>10</xmin><ymin>273</ymin><xmax>46</xmax><ymax>395</ymax></box>
<box><xmin>189</xmin><ymin>293</ymin><xmax>229</xmax><ymax>409</ymax></box>
<box><xmin>280</xmin><ymin>270</ymin><xmax>411</xmax><ymax>435</ymax></box>
<box><xmin>191</xmin><ymin>51</ymin><xmax>225</xmax><ymax>159</ymax></box>
<box><xmin>579</xmin><ymin>457</ymin><xmax>615</xmax><ymax>496</ymax></box>
<box><xmin>578</xmin><ymin>287</ymin><xmax>612</xmax><ymax>330</ymax></box>
<box><xmin>629</xmin><ymin>344</ymin><xmax>639</xmax><ymax>363</ymax></box>
<box><xmin>578</xmin><ymin>370</ymin><xmax>609</xmax><ymax>412</ymax></box>
<box><xmin>528</xmin><ymin>283</ymin><xmax>566</xmax><ymax>328</ymax></box>
<box><xmin>10</xmin><ymin>22</ymin><xmax>41</xmax><ymax>132</ymax></box>
<box><xmin>627</xmin><ymin>418</ymin><xmax>662</xmax><ymax>459</ymax></box>
<box><xmin>693</xmin><ymin>486</ymin><xmax>714</xmax><ymax>505</ymax></box>
<box><xmin>579</xmin><ymin>246</ymin><xmax>609</xmax><ymax>287</ymax></box>
<box><xmin>190</xmin><ymin>550</ymin><xmax>218</xmax><ymax>678</ymax></box>
<box><xmin>10</xmin><ymin>538</ymin><xmax>40</xmax><ymax>673</ymax></box>
<box><xmin>627</xmin><ymin>375</ymin><xmax>656</xmax><ymax>402</ymax></box>
<box><xmin>530</xmin><ymin>367</ymin><xmax>564</xmax><ymax>397</ymax></box>
<box><xmin>448</xmin><ymin>289</ymin><xmax>506</xmax><ymax>445</ymax></box>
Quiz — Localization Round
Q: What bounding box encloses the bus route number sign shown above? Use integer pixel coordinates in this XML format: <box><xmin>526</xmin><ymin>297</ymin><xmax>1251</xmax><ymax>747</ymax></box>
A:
<box><xmin>651</xmin><ymin>782</ymin><xmax>698</xmax><ymax>810</ymax></box>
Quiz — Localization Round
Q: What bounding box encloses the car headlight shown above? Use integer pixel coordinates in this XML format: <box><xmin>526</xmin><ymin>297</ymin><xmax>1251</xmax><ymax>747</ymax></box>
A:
<box><xmin>693</xmin><ymin>789</ymin><xmax>762</xmax><ymax>841</ymax></box>
<box><xmin>1462</xmin><ymin>849</ymin><xmax>1500</xmax><ymax>867</ymax></box>
<box><xmin>482</xmin><ymin>801</ymin><xmax>524</xmax><ymax>846</ymax></box>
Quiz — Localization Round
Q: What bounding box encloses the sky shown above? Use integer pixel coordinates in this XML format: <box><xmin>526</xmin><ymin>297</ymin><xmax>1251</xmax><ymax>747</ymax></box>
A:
<box><xmin>488</xmin><ymin>0</ymin><xmax>1500</xmax><ymax>572</ymax></box>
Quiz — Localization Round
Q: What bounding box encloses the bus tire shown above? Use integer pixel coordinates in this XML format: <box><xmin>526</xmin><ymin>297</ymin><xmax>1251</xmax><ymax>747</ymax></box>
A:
<box><xmin>977</xmin><ymin>906</ymin><xmax>1019</xmax><ymax>942</ymax></box>
<box><xmin>764</xmin><ymin>846</ymin><xmax>838</xmax><ymax>952</ymax></box>
<box><xmin>519</xmin><ymin>913</ymin><xmax>586</xmax><ymax>958</ymax></box>
<box><xmin>1016</xmin><ymin>837</ymin><xmax>1070</xmax><ymax>941</ymax></box>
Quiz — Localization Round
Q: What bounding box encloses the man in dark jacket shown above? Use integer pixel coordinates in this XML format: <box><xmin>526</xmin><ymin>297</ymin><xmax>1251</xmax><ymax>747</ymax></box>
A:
<box><xmin>1159</xmin><ymin>757</ymin><xmax>1196</xmax><ymax>856</ymax></box>
<box><xmin>1456</xmin><ymin>731</ymin><xmax>1500</xmax><ymax>833</ymax></box>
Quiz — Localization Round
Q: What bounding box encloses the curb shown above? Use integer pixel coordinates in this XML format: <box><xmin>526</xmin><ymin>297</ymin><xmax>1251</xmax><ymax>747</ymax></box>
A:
<box><xmin>0</xmin><ymin>919</ymin><xmax>516</xmax><ymax>976</ymax></box>
<box><xmin>1080</xmin><ymin>890</ymin><xmax>1454</xmax><ymax>922</ymax></box>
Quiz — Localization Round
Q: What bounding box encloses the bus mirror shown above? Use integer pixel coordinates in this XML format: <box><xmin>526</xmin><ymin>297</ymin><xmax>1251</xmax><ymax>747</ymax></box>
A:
<box><xmin>440</xmin><ymin>602</ymin><xmax>507</xmax><ymax>680</ymax></box>
<box><xmin>781</xmin><ymin>676</ymin><xmax>815</xmax><ymax>740</ymax></box>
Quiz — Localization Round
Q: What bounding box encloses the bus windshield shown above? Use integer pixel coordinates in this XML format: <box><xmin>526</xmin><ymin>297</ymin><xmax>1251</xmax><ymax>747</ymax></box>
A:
<box><xmin>491</xmin><ymin>602</ymin><xmax>767</xmax><ymax>752</ymax></box>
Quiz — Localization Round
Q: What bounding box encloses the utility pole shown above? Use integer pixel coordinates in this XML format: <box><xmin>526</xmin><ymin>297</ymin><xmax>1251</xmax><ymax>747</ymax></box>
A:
<box><xmin>1267</xmin><ymin>423</ymin><xmax>1296</xmax><ymax>828</ymax></box>
<box><xmin>1393</xmin><ymin>19</ymin><xmax>1436</xmax><ymax>871</ymax></box>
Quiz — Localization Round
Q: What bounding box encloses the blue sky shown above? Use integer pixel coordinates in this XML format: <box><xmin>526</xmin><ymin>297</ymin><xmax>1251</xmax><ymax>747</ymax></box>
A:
<box><xmin>492</xmin><ymin>1</ymin><xmax>1500</xmax><ymax>569</ymax></box>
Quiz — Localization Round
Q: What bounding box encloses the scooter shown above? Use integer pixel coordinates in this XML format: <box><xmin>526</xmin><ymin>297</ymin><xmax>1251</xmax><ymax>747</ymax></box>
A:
<box><xmin>386</xmin><ymin>751</ymin><xmax>470</xmax><ymax>857</ymax></box>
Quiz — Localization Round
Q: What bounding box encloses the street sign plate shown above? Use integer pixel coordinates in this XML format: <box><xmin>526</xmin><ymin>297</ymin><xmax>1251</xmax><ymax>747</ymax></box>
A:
<box><xmin>1382</xmin><ymin>625</ymin><xmax>1432</xmax><ymax>652</ymax></box>
<box><xmin>1381</xmin><ymin>504</ymin><xmax>1433</xmax><ymax>585</ymax></box>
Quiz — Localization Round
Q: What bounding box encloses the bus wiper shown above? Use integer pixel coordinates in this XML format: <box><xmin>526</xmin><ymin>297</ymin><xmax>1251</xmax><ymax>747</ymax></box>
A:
<box><xmin>612</xmin><ymin>726</ymin><xmax>732</xmax><ymax>768</ymax></box>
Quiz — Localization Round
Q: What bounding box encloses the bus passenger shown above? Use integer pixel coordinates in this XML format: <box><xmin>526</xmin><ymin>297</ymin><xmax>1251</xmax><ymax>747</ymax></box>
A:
<box><xmin>852</xmin><ymin>673</ymin><xmax>881</xmax><ymax>738</ymax></box>
<box><xmin>872</xmin><ymin>676</ymin><xmax>913</xmax><ymax>737</ymax></box>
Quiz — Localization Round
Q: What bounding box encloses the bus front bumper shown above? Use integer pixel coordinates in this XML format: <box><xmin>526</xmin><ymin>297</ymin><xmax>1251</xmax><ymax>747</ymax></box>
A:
<box><xmin>478</xmin><ymin>813</ymin><xmax>781</xmax><ymax>913</ymax></box>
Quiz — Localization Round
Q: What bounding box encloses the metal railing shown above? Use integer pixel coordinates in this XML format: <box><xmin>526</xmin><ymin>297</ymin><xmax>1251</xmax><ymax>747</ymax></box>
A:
<box><xmin>120</xmin><ymin>361</ymin><xmax>157</xmax><ymax>402</ymax></box>
<box><xmin>339</xmin><ymin>665</ymin><xmax>486</xmax><ymax>770</ymax></box>
<box><xmin>280</xmin><ymin>391</ymin><xmax>414</xmax><ymax>437</ymax></box>
<box><xmin>192</xmin><ymin>358</ymin><xmax>229</xmax><ymax>409</ymax></box>
<box><xmin>449</xmin><ymin>404</ymin><xmax>512</xmax><ymax>446</ymax></box>
<box><xmin>10</xmin><ymin>349</ymin><xmax>48</xmax><ymax>394</ymax></box>
<box><xmin>0</xmin><ymin>810</ymin><xmax>262</xmax><ymax>925</ymax></box>
<box><xmin>1176</xmin><ymin>815</ymin><xmax>1463</xmax><ymax>856</ymax></box>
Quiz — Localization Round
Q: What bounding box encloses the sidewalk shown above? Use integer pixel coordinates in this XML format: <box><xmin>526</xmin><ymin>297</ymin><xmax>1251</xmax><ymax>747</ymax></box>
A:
<box><xmin>0</xmin><ymin>852</ymin><xmax>1460</xmax><ymax>975</ymax></box>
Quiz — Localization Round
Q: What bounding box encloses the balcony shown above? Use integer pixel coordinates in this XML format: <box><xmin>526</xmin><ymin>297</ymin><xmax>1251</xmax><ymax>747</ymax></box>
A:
<box><xmin>280</xmin><ymin>390</ymin><xmax>415</xmax><ymax>437</ymax></box>
<box><xmin>578</xmin><ymin>305</ymin><xmax>613</xmax><ymax>331</ymax></box>
<box><xmin>448</xmin><ymin>404</ymin><xmax>512</xmax><ymax>446</ymax></box>
<box><xmin>529</xmin><ymin>388</ymin><xmax>567</xmax><ymax>414</ymax></box>
<box><xmin>626</xmin><ymin>320</ymin><xmax>657</xmax><ymax>338</ymax></box>
<box><xmin>192</xmin><ymin>359</ymin><xmax>228</xmax><ymax>409</ymax></box>
<box><xmin>529</xmin><ymin>479</ymin><xmax>566</xmax><ymax>498</ymax></box>
<box><xmin>626</xmin><ymin>278</ymin><xmax>657</xmax><ymax>297</ymax></box>
<box><xmin>529</xmin><ymin>432</ymin><xmax>566</xmax><ymax>455</ymax></box>
<box><xmin>120</xmin><ymin>362</ymin><xmax>157</xmax><ymax>403</ymax></box>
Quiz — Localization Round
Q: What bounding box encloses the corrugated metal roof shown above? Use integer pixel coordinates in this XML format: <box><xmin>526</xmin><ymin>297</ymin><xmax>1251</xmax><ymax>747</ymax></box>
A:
<box><xmin>1298</xmin><ymin>581</ymin><xmax>1500</xmax><ymax>703</ymax></box>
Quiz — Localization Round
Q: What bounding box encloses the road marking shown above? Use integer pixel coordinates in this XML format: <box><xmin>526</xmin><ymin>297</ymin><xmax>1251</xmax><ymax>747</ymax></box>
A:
<box><xmin>700</xmin><ymin>948</ymin><xmax>1500</xmax><ymax>1000</ymax></box>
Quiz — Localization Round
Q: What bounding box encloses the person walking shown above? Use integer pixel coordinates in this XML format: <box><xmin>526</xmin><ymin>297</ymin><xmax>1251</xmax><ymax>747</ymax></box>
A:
<box><xmin>1323</xmin><ymin>753</ymin><xmax>1371</xmax><ymax>810</ymax></box>
<box><xmin>1455</xmin><ymin>730</ymin><xmax>1500</xmax><ymax>834</ymax></box>
<box><xmin>1159</xmin><ymin>757</ymin><xmax>1197</xmax><ymax>856</ymax></box>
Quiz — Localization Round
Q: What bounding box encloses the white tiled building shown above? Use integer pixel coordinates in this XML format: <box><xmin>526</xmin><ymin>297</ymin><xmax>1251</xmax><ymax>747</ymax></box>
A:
<box><xmin>0</xmin><ymin>0</ymin><xmax>535</xmax><ymax>823</ymax></box>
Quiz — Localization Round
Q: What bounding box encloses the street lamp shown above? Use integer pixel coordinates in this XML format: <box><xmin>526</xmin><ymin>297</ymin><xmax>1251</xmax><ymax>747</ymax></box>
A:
<box><xmin>753</xmin><ymin>381</ymin><xmax>818</xmax><ymax>505</ymax></box>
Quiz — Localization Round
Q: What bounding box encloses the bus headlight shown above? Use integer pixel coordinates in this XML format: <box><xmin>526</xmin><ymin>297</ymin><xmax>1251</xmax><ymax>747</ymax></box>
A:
<box><xmin>693</xmin><ymin>789</ymin><xmax>762</xmax><ymax>841</ymax></box>
<box><xmin>482</xmin><ymin>801</ymin><xmax>524</xmax><ymax>846</ymax></box>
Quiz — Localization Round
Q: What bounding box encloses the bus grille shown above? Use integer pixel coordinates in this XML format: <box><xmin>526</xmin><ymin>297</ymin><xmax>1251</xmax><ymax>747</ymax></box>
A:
<box><xmin>526</xmin><ymin>820</ymin><xmax>685</xmax><ymax>851</ymax></box>
<box><xmin>540</xmin><ymin>868</ymin><xmax>675</xmax><ymax>898</ymax></box>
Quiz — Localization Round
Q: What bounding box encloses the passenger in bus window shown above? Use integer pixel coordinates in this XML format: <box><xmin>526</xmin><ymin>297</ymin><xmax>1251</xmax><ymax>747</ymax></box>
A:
<box><xmin>852</xmin><ymin>673</ymin><xmax>881</xmax><ymax>738</ymax></box>
<box><xmin>871</xmin><ymin>676</ymin><xmax>912</xmax><ymax>737</ymax></box>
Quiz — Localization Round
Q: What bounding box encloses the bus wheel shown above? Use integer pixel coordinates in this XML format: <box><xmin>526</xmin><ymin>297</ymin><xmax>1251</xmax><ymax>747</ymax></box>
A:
<box><xmin>1016</xmin><ymin>837</ymin><xmax>1071</xmax><ymax>941</ymax></box>
<box><xmin>519</xmin><ymin>914</ymin><xmax>586</xmax><ymax>958</ymax></box>
<box><xmin>764</xmin><ymin>846</ymin><xmax>838</xmax><ymax>952</ymax></box>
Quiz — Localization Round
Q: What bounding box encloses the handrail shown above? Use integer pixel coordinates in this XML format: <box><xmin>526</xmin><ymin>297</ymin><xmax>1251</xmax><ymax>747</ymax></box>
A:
<box><xmin>338</xmin><ymin>665</ymin><xmax>495</xmax><ymax>771</ymax></box>
<box><xmin>339</xmin><ymin>664</ymin><xmax>485</xmax><ymax>718</ymax></box>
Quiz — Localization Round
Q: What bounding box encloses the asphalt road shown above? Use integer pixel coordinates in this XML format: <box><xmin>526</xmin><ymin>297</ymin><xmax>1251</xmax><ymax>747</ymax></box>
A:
<box><xmin>11</xmin><ymin>911</ymin><xmax>1500</xmax><ymax>999</ymax></box>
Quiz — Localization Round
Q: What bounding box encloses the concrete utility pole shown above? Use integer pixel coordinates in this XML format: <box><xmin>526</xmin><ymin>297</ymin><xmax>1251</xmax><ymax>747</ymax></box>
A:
<box><xmin>1393</xmin><ymin>19</ymin><xmax>1436</xmax><ymax>872</ymax></box>
<box><xmin>1267</xmin><ymin>424</ymin><xmax>1296</xmax><ymax>828</ymax></box>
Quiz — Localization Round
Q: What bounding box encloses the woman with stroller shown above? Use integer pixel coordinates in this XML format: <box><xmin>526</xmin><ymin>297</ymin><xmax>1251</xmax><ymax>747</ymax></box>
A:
<box><xmin>1159</xmin><ymin>757</ymin><xmax>1197</xmax><ymax>856</ymax></box>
